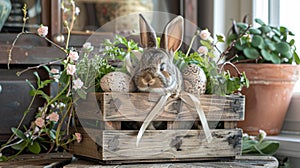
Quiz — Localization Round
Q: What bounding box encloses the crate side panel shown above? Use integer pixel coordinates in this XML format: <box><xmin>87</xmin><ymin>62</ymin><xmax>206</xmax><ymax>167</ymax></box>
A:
<box><xmin>100</xmin><ymin>93</ymin><xmax>244</xmax><ymax>122</ymax></box>
<box><xmin>70</xmin><ymin>127</ymin><xmax>103</xmax><ymax>160</ymax></box>
<box><xmin>101</xmin><ymin>129</ymin><xmax>242</xmax><ymax>161</ymax></box>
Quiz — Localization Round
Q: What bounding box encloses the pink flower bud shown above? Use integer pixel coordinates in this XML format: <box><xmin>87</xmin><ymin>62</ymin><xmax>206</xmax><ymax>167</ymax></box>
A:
<box><xmin>47</xmin><ymin>112</ymin><xmax>59</xmax><ymax>122</ymax></box>
<box><xmin>197</xmin><ymin>46</ymin><xmax>208</xmax><ymax>55</ymax></box>
<box><xmin>68</xmin><ymin>51</ymin><xmax>79</xmax><ymax>61</ymax></box>
<box><xmin>35</xmin><ymin>117</ymin><xmax>45</xmax><ymax>128</ymax></box>
<box><xmin>37</xmin><ymin>25</ymin><xmax>48</xmax><ymax>37</ymax></box>
<box><xmin>75</xmin><ymin>133</ymin><xmax>82</xmax><ymax>143</ymax></box>
<box><xmin>66</xmin><ymin>64</ymin><xmax>76</xmax><ymax>76</ymax></box>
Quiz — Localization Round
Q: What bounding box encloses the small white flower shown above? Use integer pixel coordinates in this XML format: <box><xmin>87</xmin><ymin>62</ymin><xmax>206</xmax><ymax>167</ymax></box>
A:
<box><xmin>59</xmin><ymin>102</ymin><xmax>66</xmax><ymax>108</ymax></box>
<box><xmin>67</xmin><ymin>64</ymin><xmax>76</xmax><ymax>75</ymax></box>
<box><xmin>75</xmin><ymin>6</ymin><xmax>80</xmax><ymax>16</ymax></box>
<box><xmin>73</xmin><ymin>78</ymin><xmax>84</xmax><ymax>90</ymax></box>
<box><xmin>249</xmin><ymin>136</ymin><xmax>256</xmax><ymax>140</ymax></box>
<box><xmin>243</xmin><ymin>133</ymin><xmax>249</xmax><ymax>137</ymax></box>
<box><xmin>53</xmin><ymin>74</ymin><xmax>60</xmax><ymax>82</ymax></box>
<box><xmin>50</xmin><ymin>104</ymin><xmax>55</xmax><ymax>108</ymax></box>
<box><xmin>259</xmin><ymin>129</ymin><xmax>267</xmax><ymax>140</ymax></box>
<box><xmin>197</xmin><ymin>46</ymin><xmax>208</xmax><ymax>55</ymax></box>
<box><xmin>68</xmin><ymin>51</ymin><xmax>79</xmax><ymax>61</ymax></box>
<box><xmin>37</xmin><ymin>25</ymin><xmax>48</xmax><ymax>37</ymax></box>
<box><xmin>83</xmin><ymin>42</ymin><xmax>94</xmax><ymax>51</ymax></box>
<box><xmin>199</xmin><ymin>29</ymin><xmax>211</xmax><ymax>40</ymax></box>
<box><xmin>34</xmin><ymin>126</ymin><xmax>40</xmax><ymax>134</ymax></box>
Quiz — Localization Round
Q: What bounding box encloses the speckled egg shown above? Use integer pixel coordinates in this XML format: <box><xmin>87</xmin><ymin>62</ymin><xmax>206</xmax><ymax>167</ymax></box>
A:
<box><xmin>182</xmin><ymin>64</ymin><xmax>207</xmax><ymax>95</ymax></box>
<box><xmin>100</xmin><ymin>72</ymin><xmax>136</xmax><ymax>92</ymax></box>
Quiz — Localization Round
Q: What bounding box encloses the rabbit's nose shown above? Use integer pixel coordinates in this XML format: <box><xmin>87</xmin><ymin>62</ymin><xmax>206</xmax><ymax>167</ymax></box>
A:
<box><xmin>142</xmin><ymin>73</ymin><xmax>156</xmax><ymax>86</ymax></box>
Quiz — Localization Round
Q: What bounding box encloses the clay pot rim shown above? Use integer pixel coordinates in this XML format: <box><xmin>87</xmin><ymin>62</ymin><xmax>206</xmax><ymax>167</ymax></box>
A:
<box><xmin>233</xmin><ymin>63</ymin><xmax>300</xmax><ymax>68</ymax></box>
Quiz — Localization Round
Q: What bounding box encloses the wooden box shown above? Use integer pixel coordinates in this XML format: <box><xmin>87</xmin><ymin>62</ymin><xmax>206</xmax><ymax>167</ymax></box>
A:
<box><xmin>70</xmin><ymin>92</ymin><xmax>245</xmax><ymax>164</ymax></box>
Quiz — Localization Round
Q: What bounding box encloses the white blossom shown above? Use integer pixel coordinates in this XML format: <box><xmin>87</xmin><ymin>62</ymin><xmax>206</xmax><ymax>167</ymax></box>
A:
<box><xmin>73</xmin><ymin>78</ymin><xmax>84</xmax><ymax>90</ymax></box>
<box><xmin>199</xmin><ymin>29</ymin><xmax>211</xmax><ymax>40</ymax></box>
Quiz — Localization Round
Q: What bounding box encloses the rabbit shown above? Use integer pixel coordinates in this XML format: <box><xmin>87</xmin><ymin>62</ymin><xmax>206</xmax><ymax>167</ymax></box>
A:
<box><xmin>131</xmin><ymin>14</ymin><xmax>193</xmax><ymax>133</ymax></box>
<box><xmin>132</xmin><ymin>14</ymin><xmax>184</xmax><ymax>96</ymax></box>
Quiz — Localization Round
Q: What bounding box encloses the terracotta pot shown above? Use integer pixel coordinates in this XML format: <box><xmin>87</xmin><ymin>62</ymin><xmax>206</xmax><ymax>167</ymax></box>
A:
<box><xmin>227</xmin><ymin>64</ymin><xmax>300</xmax><ymax>135</ymax></box>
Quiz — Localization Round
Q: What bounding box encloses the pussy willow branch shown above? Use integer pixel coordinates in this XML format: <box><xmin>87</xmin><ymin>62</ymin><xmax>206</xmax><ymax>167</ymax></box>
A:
<box><xmin>216</xmin><ymin>25</ymin><xmax>251</xmax><ymax>64</ymax></box>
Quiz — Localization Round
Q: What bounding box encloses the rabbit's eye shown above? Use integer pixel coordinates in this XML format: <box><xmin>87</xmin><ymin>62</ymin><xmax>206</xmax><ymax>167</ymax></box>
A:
<box><xmin>160</xmin><ymin>63</ymin><xmax>166</xmax><ymax>71</ymax></box>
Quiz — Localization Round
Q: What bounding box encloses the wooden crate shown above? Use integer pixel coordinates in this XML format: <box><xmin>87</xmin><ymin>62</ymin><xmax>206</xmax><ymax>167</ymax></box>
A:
<box><xmin>70</xmin><ymin>92</ymin><xmax>245</xmax><ymax>164</ymax></box>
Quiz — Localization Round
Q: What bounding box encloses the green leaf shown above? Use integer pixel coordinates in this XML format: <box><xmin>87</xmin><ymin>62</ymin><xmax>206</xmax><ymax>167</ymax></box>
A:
<box><xmin>260</xmin><ymin>26</ymin><xmax>271</xmax><ymax>33</ymax></box>
<box><xmin>255</xmin><ymin>18</ymin><xmax>266</xmax><ymax>25</ymax></box>
<box><xmin>200</xmin><ymin>40</ymin><xmax>213</xmax><ymax>50</ymax></box>
<box><xmin>59</xmin><ymin>71</ymin><xmax>69</xmax><ymax>84</ymax></box>
<box><xmin>33</xmin><ymin>72</ymin><xmax>41</xmax><ymax>88</ymax></box>
<box><xmin>275</xmin><ymin>42</ymin><xmax>291</xmax><ymax>54</ymax></box>
<box><xmin>282</xmin><ymin>51</ymin><xmax>292</xmax><ymax>59</ymax></box>
<box><xmin>271</xmin><ymin>53</ymin><xmax>281</xmax><ymax>64</ymax></box>
<box><xmin>49</xmin><ymin>130</ymin><xmax>56</xmax><ymax>140</ymax></box>
<box><xmin>0</xmin><ymin>155</ymin><xmax>8</xmax><ymax>162</ymax></box>
<box><xmin>256</xmin><ymin>141</ymin><xmax>280</xmax><ymax>155</ymax></box>
<box><xmin>265</xmin><ymin>39</ymin><xmax>276</xmax><ymax>51</ymax></box>
<box><xmin>261</xmin><ymin>49</ymin><xmax>272</xmax><ymax>61</ymax></box>
<box><xmin>76</xmin><ymin>89</ymin><xmax>87</xmax><ymax>100</ymax></box>
<box><xmin>294</xmin><ymin>52</ymin><xmax>300</xmax><ymax>64</ymax></box>
<box><xmin>28</xmin><ymin>141</ymin><xmax>41</xmax><ymax>154</ymax></box>
<box><xmin>42</xmin><ymin>65</ymin><xmax>51</xmax><ymax>73</ymax></box>
<box><xmin>251</xmin><ymin>35</ymin><xmax>263</xmax><ymax>47</ymax></box>
<box><xmin>40</xmin><ymin>79</ymin><xmax>53</xmax><ymax>89</ymax></box>
<box><xmin>249</xmin><ymin>28</ymin><xmax>261</xmax><ymax>35</ymax></box>
<box><xmin>272</xmin><ymin>36</ymin><xmax>281</xmax><ymax>42</ymax></box>
<box><xmin>236</xmin><ymin>23</ymin><xmax>248</xmax><ymax>30</ymax></box>
<box><xmin>243</xmin><ymin>47</ymin><xmax>260</xmax><ymax>59</ymax></box>
<box><xmin>36</xmin><ymin>90</ymin><xmax>51</xmax><ymax>103</ymax></box>
<box><xmin>11</xmin><ymin>140</ymin><xmax>27</xmax><ymax>151</ymax></box>
<box><xmin>11</xmin><ymin>128</ymin><xmax>27</xmax><ymax>140</ymax></box>
<box><xmin>216</xmin><ymin>34</ymin><xmax>225</xmax><ymax>42</ymax></box>
<box><xmin>25</xmin><ymin>79</ymin><xmax>36</xmax><ymax>90</ymax></box>
<box><xmin>289</xmin><ymin>39</ymin><xmax>295</xmax><ymax>46</ymax></box>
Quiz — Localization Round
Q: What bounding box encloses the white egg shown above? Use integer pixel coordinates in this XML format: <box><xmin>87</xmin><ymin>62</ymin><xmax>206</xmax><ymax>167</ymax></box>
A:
<box><xmin>100</xmin><ymin>72</ymin><xmax>136</xmax><ymax>92</ymax></box>
<box><xmin>182</xmin><ymin>64</ymin><xmax>207</xmax><ymax>95</ymax></box>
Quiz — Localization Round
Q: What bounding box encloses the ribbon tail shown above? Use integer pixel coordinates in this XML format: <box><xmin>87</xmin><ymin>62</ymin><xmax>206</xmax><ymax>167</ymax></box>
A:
<box><xmin>125</xmin><ymin>52</ymin><xmax>133</xmax><ymax>76</ymax></box>
<box><xmin>136</xmin><ymin>93</ymin><xmax>171</xmax><ymax>147</ymax></box>
<box><xmin>183</xmin><ymin>93</ymin><xmax>212</xmax><ymax>143</ymax></box>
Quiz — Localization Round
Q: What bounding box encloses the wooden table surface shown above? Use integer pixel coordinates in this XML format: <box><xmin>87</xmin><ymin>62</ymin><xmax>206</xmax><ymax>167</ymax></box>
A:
<box><xmin>0</xmin><ymin>153</ymin><xmax>278</xmax><ymax>168</ymax></box>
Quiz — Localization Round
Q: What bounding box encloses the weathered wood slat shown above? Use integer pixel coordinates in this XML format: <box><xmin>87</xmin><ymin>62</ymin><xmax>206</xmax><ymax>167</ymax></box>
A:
<box><xmin>102</xmin><ymin>93</ymin><xmax>244</xmax><ymax>121</ymax></box>
<box><xmin>70</xmin><ymin>127</ymin><xmax>242</xmax><ymax>163</ymax></box>
<box><xmin>64</xmin><ymin>156</ymin><xmax>278</xmax><ymax>168</ymax></box>
<box><xmin>0</xmin><ymin>152</ymin><xmax>73</xmax><ymax>168</ymax></box>
<box><xmin>75</xmin><ymin>93</ymin><xmax>245</xmax><ymax>122</ymax></box>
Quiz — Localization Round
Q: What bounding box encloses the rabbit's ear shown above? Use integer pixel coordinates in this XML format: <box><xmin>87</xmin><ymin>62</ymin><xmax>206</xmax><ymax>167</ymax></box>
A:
<box><xmin>139</xmin><ymin>14</ymin><xmax>157</xmax><ymax>48</ymax></box>
<box><xmin>160</xmin><ymin>16</ymin><xmax>184</xmax><ymax>53</ymax></box>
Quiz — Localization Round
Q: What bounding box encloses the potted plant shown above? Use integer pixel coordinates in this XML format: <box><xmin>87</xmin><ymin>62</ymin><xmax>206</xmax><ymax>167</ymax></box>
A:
<box><xmin>225</xmin><ymin>18</ymin><xmax>300</xmax><ymax>135</ymax></box>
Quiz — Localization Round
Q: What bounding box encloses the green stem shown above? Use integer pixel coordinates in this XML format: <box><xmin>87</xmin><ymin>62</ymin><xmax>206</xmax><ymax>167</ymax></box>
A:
<box><xmin>0</xmin><ymin>93</ymin><xmax>37</xmax><ymax>151</ymax></box>
<box><xmin>185</xmin><ymin>34</ymin><xmax>197</xmax><ymax>57</ymax></box>
<box><xmin>55</xmin><ymin>100</ymin><xmax>73</xmax><ymax>147</ymax></box>
<box><xmin>47</xmin><ymin>77</ymin><xmax>70</xmax><ymax>106</ymax></box>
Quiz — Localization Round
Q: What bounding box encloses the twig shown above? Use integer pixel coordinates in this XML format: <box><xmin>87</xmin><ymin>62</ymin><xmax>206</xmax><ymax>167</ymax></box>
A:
<box><xmin>16</xmin><ymin>58</ymin><xmax>66</xmax><ymax>76</ymax></box>
<box><xmin>217</xmin><ymin>25</ymin><xmax>252</xmax><ymax>64</ymax></box>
